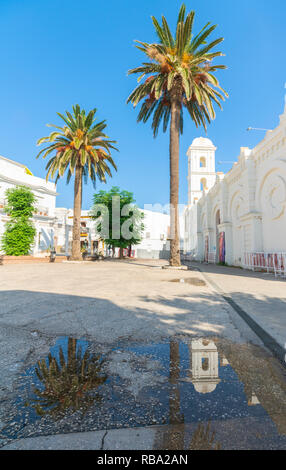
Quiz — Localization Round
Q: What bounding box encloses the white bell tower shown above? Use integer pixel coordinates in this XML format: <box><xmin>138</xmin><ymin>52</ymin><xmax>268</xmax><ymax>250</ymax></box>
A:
<box><xmin>186</xmin><ymin>137</ymin><xmax>217</xmax><ymax>205</ymax></box>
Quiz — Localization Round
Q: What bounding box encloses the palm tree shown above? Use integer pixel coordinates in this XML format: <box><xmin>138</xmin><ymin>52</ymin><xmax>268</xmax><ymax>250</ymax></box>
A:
<box><xmin>37</xmin><ymin>105</ymin><xmax>118</xmax><ymax>260</ymax></box>
<box><xmin>127</xmin><ymin>4</ymin><xmax>227</xmax><ymax>266</ymax></box>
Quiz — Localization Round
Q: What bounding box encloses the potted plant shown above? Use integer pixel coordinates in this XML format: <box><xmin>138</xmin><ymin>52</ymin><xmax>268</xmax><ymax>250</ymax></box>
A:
<box><xmin>49</xmin><ymin>245</ymin><xmax>56</xmax><ymax>263</ymax></box>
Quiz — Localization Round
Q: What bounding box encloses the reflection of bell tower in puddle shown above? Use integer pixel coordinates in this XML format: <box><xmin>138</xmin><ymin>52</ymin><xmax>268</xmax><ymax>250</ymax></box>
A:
<box><xmin>186</xmin><ymin>339</ymin><xmax>221</xmax><ymax>394</ymax></box>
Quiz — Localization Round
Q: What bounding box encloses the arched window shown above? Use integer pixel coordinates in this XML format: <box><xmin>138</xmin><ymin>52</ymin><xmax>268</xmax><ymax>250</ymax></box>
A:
<box><xmin>200</xmin><ymin>157</ymin><xmax>206</xmax><ymax>168</ymax></box>
<box><xmin>202</xmin><ymin>357</ymin><xmax>209</xmax><ymax>371</ymax></box>
<box><xmin>200</xmin><ymin>178</ymin><xmax>207</xmax><ymax>191</ymax></box>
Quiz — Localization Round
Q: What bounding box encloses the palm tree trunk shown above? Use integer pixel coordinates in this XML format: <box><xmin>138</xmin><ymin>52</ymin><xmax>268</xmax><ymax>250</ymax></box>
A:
<box><xmin>169</xmin><ymin>341</ymin><xmax>181</xmax><ymax>423</ymax></box>
<box><xmin>71</xmin><ymin>164</ymin><xmax>82</xmax><ymax>260</ymax></box>
<box><xmin>169</xmin><ymin>97</ymin><xmax>181</xmax><ymax>266</ymax></box>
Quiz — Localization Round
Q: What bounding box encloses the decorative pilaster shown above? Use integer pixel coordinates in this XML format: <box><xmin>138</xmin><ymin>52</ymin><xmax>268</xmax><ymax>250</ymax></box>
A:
<box><xmin>250</xmin><ymin>214</ymin><xmax>263</xmax><ymax>252</ymax></box>
<box><xmin>197</xmin><ymin>231</ymin><xmax>204</xmax><ymax>261</ymax></box>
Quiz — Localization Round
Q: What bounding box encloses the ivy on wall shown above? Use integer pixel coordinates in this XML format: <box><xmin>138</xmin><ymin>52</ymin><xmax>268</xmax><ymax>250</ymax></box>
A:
<box><xmin>1</xmin><ymin>185</ymin><xmax>37</xmax><ymax>256</ymax></box>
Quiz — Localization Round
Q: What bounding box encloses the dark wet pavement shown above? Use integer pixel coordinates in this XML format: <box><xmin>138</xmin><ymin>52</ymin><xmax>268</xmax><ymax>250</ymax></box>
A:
<box><xmin>169</xmin><ymin>277</ymin><xmax>206</xmax><ymax>286</ymax></box>
<box><xmin>1</xmin><ymin>335</ymin><xmax>286</xmax><ymax>450</ymax></box>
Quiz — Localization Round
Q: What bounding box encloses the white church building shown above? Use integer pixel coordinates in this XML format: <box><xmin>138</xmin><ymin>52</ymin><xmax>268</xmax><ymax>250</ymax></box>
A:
<box><xmin>184</xmin><ymin>102</ymin><xmax>286</xmax><ymax>273</ymax></box>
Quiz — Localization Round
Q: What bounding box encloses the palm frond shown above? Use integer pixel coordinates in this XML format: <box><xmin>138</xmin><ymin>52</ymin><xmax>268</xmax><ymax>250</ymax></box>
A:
<box><xmin>127</xmin><ymin>4</ymin><xmax>227</xmax><ymax>137</ymax></box>
<box><xmin>37</xmin><ymin>106</ymin><xmax>118</xmax><ymax>187</ymax></box>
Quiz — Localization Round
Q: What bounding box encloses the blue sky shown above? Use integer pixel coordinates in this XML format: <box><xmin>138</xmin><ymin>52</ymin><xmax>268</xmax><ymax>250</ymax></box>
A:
<box><xmin>0</xmin><ymin>0</ymin><xmax>285</xmax><ymax>209</ymax></box>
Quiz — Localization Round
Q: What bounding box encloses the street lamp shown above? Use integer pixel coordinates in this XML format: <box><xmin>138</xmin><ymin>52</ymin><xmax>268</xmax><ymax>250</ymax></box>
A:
<box><xmin>246</xmin><ymin>127</ymin><xmax>273</xmax><ymax>132</ymax></box>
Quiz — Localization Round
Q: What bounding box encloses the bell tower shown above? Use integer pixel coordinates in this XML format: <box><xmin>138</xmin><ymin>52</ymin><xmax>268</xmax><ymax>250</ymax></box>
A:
<box><xmin>186</xmin><ymin>137</ymin><xmax>217</xmax><ymax>205</ymax></box>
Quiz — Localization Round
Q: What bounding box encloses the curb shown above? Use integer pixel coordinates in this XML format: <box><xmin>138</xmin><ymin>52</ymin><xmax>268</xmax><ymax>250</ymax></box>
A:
<box><xmin>183</xmin><ymin>261</ymin><xmax>286</xmax><ymax>365</ymax></box>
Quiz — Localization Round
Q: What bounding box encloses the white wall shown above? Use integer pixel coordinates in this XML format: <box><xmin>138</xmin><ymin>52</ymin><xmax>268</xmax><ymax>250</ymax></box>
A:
<box><xmin>184</xmin><ymin>102</ymin><xmax>286</xmax><ymax>267</ymax></box>
<box><xmin>0</xmin><ymin>155</ymin><xmax>57</xmax><ymax>255</ymax></box>
<box><xmin>134</xmin><ymin>209</ymin><xmax>185</xmax><ymax>259</ymax></box>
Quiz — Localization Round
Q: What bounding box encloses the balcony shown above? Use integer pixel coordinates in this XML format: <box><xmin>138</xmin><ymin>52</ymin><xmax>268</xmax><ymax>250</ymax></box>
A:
<box><xmin>35</xmin><ymin>206</ymin><xmax>49</xmax><ymax>217</ymax></box>
<box><xmin>0</xmin><ymin>201</ymin><xmax>50</xmax><ymax>218</ymax></box>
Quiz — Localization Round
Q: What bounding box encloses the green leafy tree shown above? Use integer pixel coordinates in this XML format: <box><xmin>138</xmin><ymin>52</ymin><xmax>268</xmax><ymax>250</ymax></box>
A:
<box><xmin>36</xmin><ymin>105</ymin><xmax>118</xmax><ymax>260</ymax></box>
<box><xmin>127</xmin><ymin>3</ymin><xmax>227</xmax><ymax>266</ymax></box>
<box><xmin>91</xmin><ymin>186</ymin><xmax>144</xmax><ymax>258</ymax></box>
<box><xmin>1</xmin><ymin>185</ymin><xmax>37</xmax><ymax>256</ymax></box>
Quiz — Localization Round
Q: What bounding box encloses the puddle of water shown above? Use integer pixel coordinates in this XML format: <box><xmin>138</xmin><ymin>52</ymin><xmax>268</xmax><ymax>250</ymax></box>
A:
<box><xmin>1</xmin><ymin>336</ymin><xmax>286</xmax><ymax>449</ymax></box>
<box><xmin>169</xmin><ymin>278</ymin><xmax>206</xmax><ymax>286</ymax></box>
<box><xmin>26</xmin><ymin>337</ymin><xmax>107</xmax><ymax>418</ymax></box>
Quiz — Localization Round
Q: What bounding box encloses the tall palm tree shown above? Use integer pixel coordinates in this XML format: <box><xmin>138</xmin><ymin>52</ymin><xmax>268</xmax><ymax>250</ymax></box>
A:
<box><xmin>36</xmin><ymin>105</ymin><xmax>118</xmax><ymax>260</ymax></box>
<box><xmin>127</xmin><ymin>4</ymin><xmax>227</xmax><ymax>266</ymax></box>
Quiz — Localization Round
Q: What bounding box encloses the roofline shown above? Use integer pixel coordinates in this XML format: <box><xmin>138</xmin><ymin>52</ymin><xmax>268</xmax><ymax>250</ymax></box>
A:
<box><xmin>0</xmin><ymin>173</ymin><xmax>58</xmax><ymax>196</ymax></box>
<box><xmin>0</xmin><ymin>154</ymin><xmax>26</xmax><ymax>168</ymax></box>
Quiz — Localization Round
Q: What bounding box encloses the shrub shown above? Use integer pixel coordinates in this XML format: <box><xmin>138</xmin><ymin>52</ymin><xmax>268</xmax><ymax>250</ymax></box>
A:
<box><xmin>1</xmin><ymin>186</ymin><xmax>37</xmax><ymax>256</ymax></box>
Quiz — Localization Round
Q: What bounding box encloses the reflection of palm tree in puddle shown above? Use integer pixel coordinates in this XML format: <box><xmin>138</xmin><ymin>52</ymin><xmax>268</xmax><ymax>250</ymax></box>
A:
<box><xmin>169</xmin><ymin>341</ymin><xmax>184</xmax><ymax>425</ymax></box>
<box><xmin>29</xmin><ymin>338</ymin><xmax>107</xmax><ymax>418</ymax></box>
<box><xmin>189</xmin><ymin>422</ymin><xmax>221</xmax><ymax>450</ymax></box>
<box><xmin>164</xmin><ymin>340</ymin><xmax>184</xmax><ymax>449</ymax></box>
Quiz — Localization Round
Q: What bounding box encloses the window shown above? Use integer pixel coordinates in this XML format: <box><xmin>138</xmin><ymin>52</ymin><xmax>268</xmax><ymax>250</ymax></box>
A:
<box><xmin>200</xmin><ymin>178</ymin><xmax>207</xmax><ymax>191</ymax></box>
<box><xmin>216</xmin><ymin>210</ymin><xmax>221</xmax><ymax>227</ymax></box>
<box><xmin>202</xmin><ymin>357</ymin><xmax>209</xmax><ymax>371</ymax></box>
<box><xmin>200</xmin><ymin>157</ymin><xmax>206</xmax><ymax>168</ymax></box>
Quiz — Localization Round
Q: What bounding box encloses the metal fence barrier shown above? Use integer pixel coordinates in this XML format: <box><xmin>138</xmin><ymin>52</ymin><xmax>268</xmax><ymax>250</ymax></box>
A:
<box><xmin>207</xmin><ymin>252</ymin><xmax>216</xmax><ymax>264</ymax></box>
<box><xmin>244</xmin><ymin>252</ymin><xmax>286</xmax><ymax>278</ymax></box>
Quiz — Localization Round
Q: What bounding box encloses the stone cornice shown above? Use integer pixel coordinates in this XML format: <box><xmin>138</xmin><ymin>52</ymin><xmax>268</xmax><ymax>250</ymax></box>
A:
<box><xmin>218</xmin><ymin>222</ymin><xmax>232</xmax><ymax>229</ymax></box>
<box><xmin>240</xmin><ymin>211</ymin><xmax>262</xmax><ymax>222</ymax></box>
<box><xmin>191</xmin><ymin>171</ymin><xmax>217</xmax><ymax>176</ymax></box>
<box><xmin>253</xmin><ymin>129</ymin><xmax>286</xmax><ymax>159</ymax></box>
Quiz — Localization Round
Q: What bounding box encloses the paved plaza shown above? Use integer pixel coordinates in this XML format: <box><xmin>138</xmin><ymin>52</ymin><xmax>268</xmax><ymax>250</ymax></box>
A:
<box><xmin>0</xmin><ymin>259</ymin><xmax>264</xmax><ymax>348</ymax></box>
<box><xmin>0</xmin><ymin>259</ymin><xmax>286</xmax><ymax>450</ymax></box>
<box><xmin>191</xmin><ymin>262</ymin><xmax>286</xmax><ymax>349</ymax></box>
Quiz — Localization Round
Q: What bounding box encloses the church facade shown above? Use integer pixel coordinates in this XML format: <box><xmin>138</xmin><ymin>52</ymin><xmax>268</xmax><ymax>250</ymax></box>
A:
<box><xmin>184</xmin><ymin>103</ymin><xmax>286</xmax><ymax>272</ymax></box>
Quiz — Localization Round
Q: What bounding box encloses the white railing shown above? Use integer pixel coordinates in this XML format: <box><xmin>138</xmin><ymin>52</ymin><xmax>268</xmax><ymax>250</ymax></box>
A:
<box><xmin>244</xmin><ymin>252</ymin><xmax>286</xmax><ymax>278</ymax></box>
<box><xmin>182</xmin><ymin>251</ymin><xmax>216</xmax><ymax>264</ymax></box>
<box><xmin>182</xmin><ymin>253</ymin><xmax>192</xmax><ymax>262</ymax></box>
<box><xmin>207</xmin><ymin>251</ymin><xmax>216</xmax><ymax>264</ymax></box>
<box><xmin>182</xmin><ymin>251</ymin><xmax>198</xmax><ymax>263</ymax></box>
